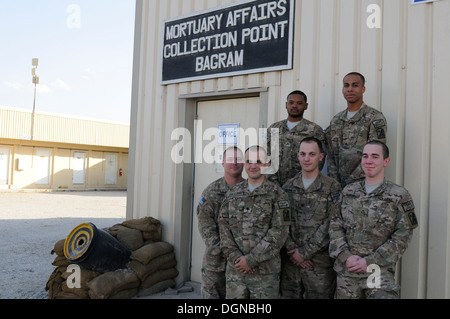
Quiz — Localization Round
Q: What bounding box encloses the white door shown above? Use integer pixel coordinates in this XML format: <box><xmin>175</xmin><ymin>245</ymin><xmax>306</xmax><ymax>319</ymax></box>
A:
<box><xmin>35</xmin><ymin>149</ymin><xmax>51</xmax><ymax>185</ymax></box>
<box><xmin>105</xmin><ymin>153</ymin><xmax>118</xmax><ymax>185</ymax></box>
<box><xmin>73</xmin><ymin>152</ymin><xmax>87</xmax><ymax>185</ymax></box>
<box><xmin>190</xmin><ymin>97</ymin><xmax>261</xmax><ymax>282</ymax></box>
<box><xmin>0</xmin><ymin>148</ymin><xmax>10</xmax><ymax>185</ymax></box>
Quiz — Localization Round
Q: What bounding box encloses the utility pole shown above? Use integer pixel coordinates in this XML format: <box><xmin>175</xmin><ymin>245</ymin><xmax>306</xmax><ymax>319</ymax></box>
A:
<box><xmin>31</xmin><ymin>58</ymin><xmax>39</xmax><ymax>141</ymax></box>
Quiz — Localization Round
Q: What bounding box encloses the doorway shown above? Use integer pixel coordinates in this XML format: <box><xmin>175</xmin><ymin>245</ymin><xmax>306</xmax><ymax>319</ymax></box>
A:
<box><xmin>190</xmin><ymin>96</ymin><xmax>261</xmax><ymax>282</ymax></box>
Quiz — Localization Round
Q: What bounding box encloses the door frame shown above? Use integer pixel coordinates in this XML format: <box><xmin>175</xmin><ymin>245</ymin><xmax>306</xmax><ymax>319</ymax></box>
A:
<box><xmin>172</xmin><ymin>88</ymin><xmax>269</xmax><ymax>283</ymax></box>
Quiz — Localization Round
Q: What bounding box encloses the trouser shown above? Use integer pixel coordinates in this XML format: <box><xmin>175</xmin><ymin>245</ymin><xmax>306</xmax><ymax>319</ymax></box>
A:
<box><xmin>201</xmin><ymin>268</ymin><xmax>226</xmax><ymax>299</ymax></box>
<box><xmin>280</xmin><ymin>256</ymin><xmax>336</xmax><ymax>299</ymax></box>
<box><xmin>225</xmin><ymin>263</ymin><xmax>280</xmax><ymax>299</ymax></box>
<box><xmin>335</xmin><ymin>270</ymin><xmax>400</xmax><ymax>299</ymax></box>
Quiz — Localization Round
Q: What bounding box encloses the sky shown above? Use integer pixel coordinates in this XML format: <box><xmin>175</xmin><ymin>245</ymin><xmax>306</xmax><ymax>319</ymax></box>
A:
<box><xmin>0</xmin><ymin>0</ymin><xmax>136</xmax><ymax>124</ymax></box>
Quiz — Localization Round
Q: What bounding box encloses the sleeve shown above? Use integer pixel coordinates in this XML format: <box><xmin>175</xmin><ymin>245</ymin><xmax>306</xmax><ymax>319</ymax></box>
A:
<box><xmin>218</xmin><ymin>198</ymin><xmax>243</xmax><ymax>264</ymax></box>
<box><xmin>368</xmin><ymin>112</ymin><xmax>388</xmax><ymax>143</ymax></box>
<box><xmin>245</xmin><ymin>191</ymin><xmax>290</xmax><ymax>268</ymax></box>
<box><xmin>298</xmin><ymin>182</ymin><xmax>342</xmax><ymax>260</ymax></box>
<box><xmin>316</xmin><ymin>126</ymin><xmax>328</xmax><ymax>171</ymax></box>
<box><xmin>328</xmin><ymin>193</ymin><xmax>353</xmax><ymax>264</ymax></box>
<box><xmin>364</xmin><ymin>193</ymin><xmax>417</xmax><ymax>267</ymax></box>
<box><xmin>197</xmin><ymin>191</ymin><xmax>220</xmax><ymax>248</ymax></box>
<box><xmin>325</xmin><ymin>125</ymin><xmax>339</xmax><ymax>182</ymax></box>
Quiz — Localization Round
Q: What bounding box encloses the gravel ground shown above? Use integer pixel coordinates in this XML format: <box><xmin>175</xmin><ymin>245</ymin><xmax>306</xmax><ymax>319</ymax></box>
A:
<box><xmin>0</xmin><ymin>191</ymin><xmax>127</xmax><ymax>299</ymax></box>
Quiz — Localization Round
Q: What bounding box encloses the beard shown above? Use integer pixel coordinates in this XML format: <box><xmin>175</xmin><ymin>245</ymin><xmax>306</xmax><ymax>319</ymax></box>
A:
<box><xmin>288</xmin><ymin>111</ymin><xmax>304</xmax><ymax>119</ymax></box>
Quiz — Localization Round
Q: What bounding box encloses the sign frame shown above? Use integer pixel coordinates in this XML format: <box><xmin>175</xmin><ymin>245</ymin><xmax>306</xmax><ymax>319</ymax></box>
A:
<box><xmin>160</xmin><ymin>0</ymin><xmax>295</xmax><ymax>85</ymax></box>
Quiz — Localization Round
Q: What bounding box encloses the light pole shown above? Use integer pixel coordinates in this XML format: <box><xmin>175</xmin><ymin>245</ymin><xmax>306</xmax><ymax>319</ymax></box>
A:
<box><xmin>31</xmin><ymin>58</ymin><xmax>39</xmax><ymax>141</ymax></box>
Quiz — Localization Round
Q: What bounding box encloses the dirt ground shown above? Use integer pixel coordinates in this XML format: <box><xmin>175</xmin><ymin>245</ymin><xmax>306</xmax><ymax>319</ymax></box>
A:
<box><xmin>0</xmin><ymin>191</ymin><xmax>127</xmax><ymax>299</ymax></box>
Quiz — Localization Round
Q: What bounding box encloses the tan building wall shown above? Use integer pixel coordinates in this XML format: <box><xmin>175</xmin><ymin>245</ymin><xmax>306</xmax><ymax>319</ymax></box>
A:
<box><xmin>128</xmin><ymin>0</ymin><xmax>450</xmax><ymax>298</ymax></box>
<box><xmin>0</xmin><ymin>107</ymin><xmax>130</xmax><ymax>190</ymax></box>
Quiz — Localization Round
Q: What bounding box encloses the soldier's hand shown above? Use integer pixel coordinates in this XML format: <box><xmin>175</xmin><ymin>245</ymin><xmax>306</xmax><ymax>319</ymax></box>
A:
<box><xmin>235</xmin><ymin>256</ymin><xmax>255</xmax><ymax>274</ymax></box>
<box><xmin>288</xmin><ymin>249</ymin><xmax>305</xmax><ymax>266</ymax></box>
<box><xmin>346</xmin><ymin>255</ymin><xmax>368</xmax><ymax>273</ymax></box>
<box><xmin>300</xmin><ymin>260</ymin><xmax>314</xmax><ymax>269</ymax></box>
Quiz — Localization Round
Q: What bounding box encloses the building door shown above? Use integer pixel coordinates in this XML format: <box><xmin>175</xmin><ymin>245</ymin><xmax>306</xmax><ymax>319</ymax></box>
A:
<box><xmin>190</xmin><ymin>97</ymin><xmax>261</xmax><ymax>282</ymax></box>
<box><xmin>105</xmin><ymin>153</ymin><xmax>118</xmax><ymax>185</ymax></box>
<box><xmin>0</xmin><ymin>148</ymin><xmax>10</xmax><ymax>185</ymax></box>
<box><xmin>73</xmin><ymin>152</ymin><xmax>87</xmax><ymax>185</ymax></box>
<box><xmin>35</xmin><ymin>149</ymin><xmax>51</xmax><ymax>185</ymax></box>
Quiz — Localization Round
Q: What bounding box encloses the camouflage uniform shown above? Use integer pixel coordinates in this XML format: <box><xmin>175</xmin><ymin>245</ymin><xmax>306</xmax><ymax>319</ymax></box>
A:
<box><xmin>197</xmin><ymin>177</ymin><xmax>234</xmax><ymax>299</ymax></box>
<box><xmin>325</xmin><ymin>104</ymin><xmax>387</xmax><ymax>187</ymax></box>
<box><xmin>267</xmin><ymin>119</ymin><xmax>327</xmax><ymax>186</ymax></box>
<box><xmin>281</xmin><ymin>172</ymin><xmax>341</xmax><ymax>299</ymax></box>
<box><xmin>218</xmin><ymin>179</ymin><xmax>291</xmax><ymax>299</ymax></box>
<box><xmin>329</xmin><ymin>180</ymin><xmax>419</xmax><ymax>299</ymax></box>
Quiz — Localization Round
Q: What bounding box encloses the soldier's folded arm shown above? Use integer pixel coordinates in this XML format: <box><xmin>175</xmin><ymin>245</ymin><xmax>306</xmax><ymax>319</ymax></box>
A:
<box><xmin>218</xmin><ymin>203</ymin><xmax>243</xmax><ymax>264</ymax></box>
<box><xmin>363</xmin><ymin>204</ymin><xmax>416</xmax><ymax>268</ymax></box>
<box><xmin>329</xmin><ymin>209</ymin><xmax>353</xmax><ymax>264</ymax></box>
<box><xmin>245</xmin><ymin>207</ymin><xmax>290</xmax><ymax>269</ymax></box>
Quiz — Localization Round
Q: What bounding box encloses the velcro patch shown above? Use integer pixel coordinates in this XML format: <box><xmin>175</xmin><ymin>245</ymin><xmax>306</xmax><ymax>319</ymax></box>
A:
<box><xmin>278</xmin><ymin>200</ymin><xmax>290</xmax><ymax>209</ymax></box>
<box><xmin>198</xmin><ymin>196</ymin><xmax>206</xmax><ymax>206</ymax></box>
<box><xmin>401</xmin><ymin>200</ymin><xmax>415</xmax><ymax>212</ymax></box>
<box><xmin>279</xmin><ymin>208</ymin><xmax>291</xmax><ymax>226</ymax></box>
<box><xmin>372</xmin><ymin>119</ymin><xmax>386</xmax><ymax>128</ymax></box>
<box><xmin>331</xmin><ymin>191</ymin><xmax>341</xmax><ymax>204</ymax></box>
<box><xmin>376</xmin><ymin>128</ymin><xmax>386</xmax><ymax>140</ymax></box>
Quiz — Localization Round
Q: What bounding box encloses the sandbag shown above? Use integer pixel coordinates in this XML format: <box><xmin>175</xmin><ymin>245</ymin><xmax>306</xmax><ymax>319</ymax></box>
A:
<box><xmin>128</xmin><ymin>252</ymin><xmax>176</xmax><ymax>281</ymax></box>
<box><xmin>61</xmin><ymin>268</ymin><xmax>100</xmax><ymax>289</ymax></box>
<box><xmin>46</xmin><ymin>267</ymin><xmax>65</xmax><ymax>299</ymax></box>
<box><xmin>109</xmin><ymin>224</ymin><xmax>145</xmax><ymax>251</ymax></box>
<box><xmin>140</xmin><ymin>268</ymin><xmax>179</xmax><ymax>289</ymax></box>
<box><xmin>130</xmin><ymin>242</ymin><xmax>174</xmax><ymax>265</ymax></box>
<box><xmin>121</xmin><ymin>217</ymin><xmax>161</xmax><ymax>233</ymax></box>
<box><xmin>137</xmin><ymin>279</ymin><xmax>176</xmax><ymax>298</ymax></box>
<box><xmin>51</xmin><ymin>239</ymin><xmax>66</xmax><ymax>257</ymax></box>
<box><xmin>61</xmin><ymin>281</ymin><xmax>90</xmax><ymax>299</ymax></box>
<box><xmin>52</xmin><ymin>255</ymin><xmax>70</xmax><ymax>267</ymax></box>
<box><xmin>110</xmin><ymin>288</ymin><xmax>140</xmax><ymax>299</ymax></box>
<box><xmin>87</xmin><ymin>270</ymin><xmax>140</xmax><ymax>299</ymax></box>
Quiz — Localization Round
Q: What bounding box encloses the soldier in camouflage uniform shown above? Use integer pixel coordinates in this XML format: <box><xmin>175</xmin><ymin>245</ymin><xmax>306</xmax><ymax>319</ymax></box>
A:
<box><xmin>329</xmin><ymin>141</ymin><xmax>418</xmax><ymax>299</ymax></box>
<box><xmin>197</xmin><ymin>147</ymin><xmax>244</xmax><ymax>299</ymax></box>
<box><xmin>219</xmin><ymin>146</ymin><xmax>291</xmax><ymax>299</ymax></box>
<box><xmin>281</xmin><ymin>137</ymin><xmax>341</xmax><ymax>299</ymax></box>
<box><xmin>267</xmin><ymin>90</ymin><xmax>327</xmax><ymax>187</ymax></box>
<box><xmin>325</xmin><ymin>73</ymin><xmax>387</xmax><ymax>187</ymax></box>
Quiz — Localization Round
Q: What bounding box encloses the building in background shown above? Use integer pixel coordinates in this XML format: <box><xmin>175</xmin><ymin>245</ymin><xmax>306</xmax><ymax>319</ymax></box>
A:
<box><xmin>0</xmin><ymin>106</ymin><xmax>129</xmax><ymax>190</ymax></box>
<box><xmin>128</xmin><ymin>0</ymin><xmax>450</xmax><ymax>299</ymax></box>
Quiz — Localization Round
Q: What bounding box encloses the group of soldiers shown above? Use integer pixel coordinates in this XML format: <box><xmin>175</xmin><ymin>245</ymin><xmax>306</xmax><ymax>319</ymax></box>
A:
<box><xmin>197</xmin><ymin>72</ymin><xmax>419</xmax><ymax>300</ymax></box>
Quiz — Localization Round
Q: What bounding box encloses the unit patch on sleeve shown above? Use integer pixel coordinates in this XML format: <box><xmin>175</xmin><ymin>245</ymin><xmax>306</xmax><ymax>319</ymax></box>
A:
<box><xmin>277</xmin><ymin>200</ymin><xmax>291</xmax><ymax>226</ymax></box>
<box><xmin>401</xmin><ymin>200</ymin><xmax>418</xmax><ymax>229</ymax></box>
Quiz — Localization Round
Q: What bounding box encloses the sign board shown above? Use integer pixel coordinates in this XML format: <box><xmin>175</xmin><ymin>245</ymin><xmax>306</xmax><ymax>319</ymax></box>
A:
<box><xmin>217</xmin><ymin>123</ymin><xmax>240</xmax><ymax>146</ymax></box>
<box><xmin>161</xmin><ymin>0</ymin><xmax>295</xmax><ymax>84</ymax></box>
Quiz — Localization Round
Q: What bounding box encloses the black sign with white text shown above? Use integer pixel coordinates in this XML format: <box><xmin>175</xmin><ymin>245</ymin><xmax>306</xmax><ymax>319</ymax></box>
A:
<box><xmin>161</xmin><ymin>0</ymin><xmax>295</xmax><ymax>84</ymax></box>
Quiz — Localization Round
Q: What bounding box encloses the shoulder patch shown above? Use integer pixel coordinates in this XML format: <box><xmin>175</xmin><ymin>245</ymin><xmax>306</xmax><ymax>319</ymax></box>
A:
<box><xmin>331</xmin><ymin>191</ymin><xmax>341</xmax><ymax>204</ymax></box>
<box><xmin>376</xmin><ymin>128</ymin><xmax>386</xmax><ymax>140</ymax></box>
<box><xmin>401</xmin><ymin>200</ymin><xmax>418</xmax><ymax>229</ymax></box>
<box><xmin>278</xmin><ymin>200</ymin><xmax>290</xmax><ymax>209</ymax></box>
<box><xmin>401</xmin><ymin>200</ymin><xmax>415</xmax><ymax>212</ymax></box>
<box><xmin>198</xmin><ymin>196</ymin><xmax>206</xmax><ymax>206</ymax></box>
<box><xmin>372</xmin><ymin>119</ymin><xmax>386</xmax><ymax>129</ymax></box>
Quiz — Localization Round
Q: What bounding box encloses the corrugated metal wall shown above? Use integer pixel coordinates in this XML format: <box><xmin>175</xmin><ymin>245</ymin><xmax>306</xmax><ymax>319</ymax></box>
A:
<box><xmin>0</xmin><ymin>107</ymin><xmax>130</xmax><ymax>148</ymax></box>
<box><xmin>130</xmin><ymin>0</ymin><xmax>450</xmax><ymax>298</ymax></box>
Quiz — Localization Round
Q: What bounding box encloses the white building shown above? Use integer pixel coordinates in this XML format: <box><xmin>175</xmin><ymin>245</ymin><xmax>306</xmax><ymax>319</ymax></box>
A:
<box><xmin>127</xmin><ymin>0</ymin><xmax>450</xmax><ymax>299</ymax></box>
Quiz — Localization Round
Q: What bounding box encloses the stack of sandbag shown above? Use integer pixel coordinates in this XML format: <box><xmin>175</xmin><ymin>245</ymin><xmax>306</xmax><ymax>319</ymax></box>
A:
<box><xmin>46</xmin><ymin>217</ymin><xmax>179</xmax><ymax>299</ymax></box>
